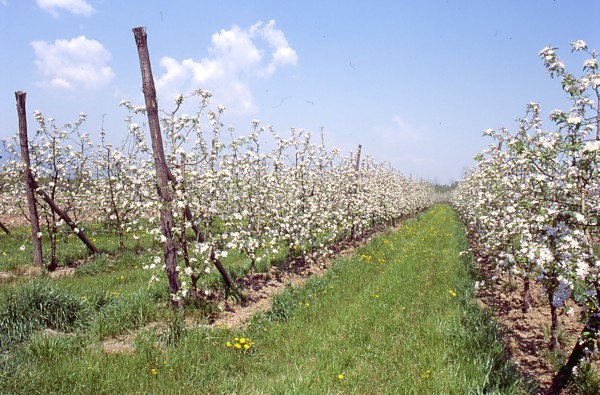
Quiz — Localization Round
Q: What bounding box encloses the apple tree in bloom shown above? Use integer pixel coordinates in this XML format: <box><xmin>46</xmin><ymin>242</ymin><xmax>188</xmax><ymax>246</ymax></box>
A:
<box><xmin>454</xmin><ymin>39</ymin><xmax>599</xmax><ymax>389</ymax></box>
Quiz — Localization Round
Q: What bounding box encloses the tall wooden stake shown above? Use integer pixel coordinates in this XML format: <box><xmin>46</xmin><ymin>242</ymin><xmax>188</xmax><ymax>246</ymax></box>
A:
<box><xmin>132</xmin><ymin>26</ymin><xmax>182</xmax><ymax>309</ymax></box>
<box><xmin>16</xmin><ymin>91</ymin><xmax>43</xmax><ymax>267</ymax></box>
<box><xmin>350</xmin><ymin>144</ymin><xmax>362</xmax><ymax>240</ymax></box>
<box><xmin>354</xmin><ymin>144</ymin><xmax>362</xmax><ymax>173</ymax></box>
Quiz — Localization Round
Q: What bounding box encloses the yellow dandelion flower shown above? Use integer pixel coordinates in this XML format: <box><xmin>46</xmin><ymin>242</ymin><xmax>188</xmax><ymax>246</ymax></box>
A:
<box><xmin>338</xmin><ymin>374</ymin><xmax>344</xmax><ymax>381</ymax></box>
<box><xmin>240</xmin><ymin>337</ymin><xmax>246</xmax><ymax>344</ymax></box>
<box><xmin>234</xmin><ymin>343</ymin><xmax>242</xmax><ymax>350</ymax></box>
<box><xmin>151</xmin><ymin>368</ymin><xmax>158</xmax><ymax>376</ymax></box>
<box><xmin>226</xmin><ymin>341</ymin><xmax>232</xmax><ymax>348</ymax></box>
<box><xmin>244</xmin><ymin>344</ymin><xmax>250</xmax><ymax>350</ymax></box>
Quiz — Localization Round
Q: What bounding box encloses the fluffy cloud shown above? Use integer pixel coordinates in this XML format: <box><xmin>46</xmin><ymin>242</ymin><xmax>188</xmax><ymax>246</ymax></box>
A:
<box><xmin>156</xmin><ymin>20</ymin><xmax>298</xmax><ymax>115</ymax></box>
<box><xmin>391</xmin><ymin>115</ymin><xmax>426</xmax><ymax>143</ymax></box>
<box><xmin>31</xmin><ymin>36</ymin><xmax>114</xmax><ymax>91</ymax></box>
<box><xmin>37</xmin><ymin>0</ymin><xmax>94</xmax><ymax>17</ymax></box>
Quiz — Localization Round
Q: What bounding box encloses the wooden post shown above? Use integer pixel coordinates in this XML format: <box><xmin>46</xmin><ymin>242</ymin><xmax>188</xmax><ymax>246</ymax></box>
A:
<box><xmin>349</xmin><ymin>144</ymin><xmax>362</xmax><ymax>240</ymax></box>
<box><xmin>16</xmin><ymin>91</ymin><xmax>43</xmax><ymax>267</ymax></box>
<box><xmin>132</xmin><ymin>26</ymin><xmax>182</xmax><ymax>309</ymax></box>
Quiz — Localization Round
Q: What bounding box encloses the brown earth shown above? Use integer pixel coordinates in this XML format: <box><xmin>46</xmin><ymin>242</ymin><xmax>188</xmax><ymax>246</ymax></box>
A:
<box><xmin>211</xmin><ymin>246</ymin><xmax>356</xmax><ymax>329</ymax></box>
<box><xmin>475</xmin><ymin>260</ymin><xmax>587</xmax><ymax>394</ymax></box>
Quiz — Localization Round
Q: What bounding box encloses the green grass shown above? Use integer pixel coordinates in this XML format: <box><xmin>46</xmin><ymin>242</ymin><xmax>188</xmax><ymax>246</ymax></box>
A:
<box><xmin>0</xmin><ymin>205</ymin><xmax>530</xmax><ymax>394</ymax></box>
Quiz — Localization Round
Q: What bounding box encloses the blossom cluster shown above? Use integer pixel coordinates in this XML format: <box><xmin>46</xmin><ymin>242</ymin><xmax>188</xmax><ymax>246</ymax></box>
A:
<box><xmin>454</xmin><ymin>40</ymin><xmax>599</xmax><ymax>354</ymax></box>
<box><xmin>1</xmin><ymin>88</ymin><xmax>436</xmax><ymax>303</ymax></box>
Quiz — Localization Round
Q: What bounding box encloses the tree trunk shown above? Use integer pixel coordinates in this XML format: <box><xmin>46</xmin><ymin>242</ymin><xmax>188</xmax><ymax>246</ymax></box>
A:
<box><xmin>132</xmin><ymin>26</ymin><xmax>182</xmax><ymax>309</ymax></box>
<box><xmin>35</xmin><ymin>187</ymin><xmax>99</xmax><ymax>255</ymax></box>
<box><xmin>0</xmin><ymin>221</ymin><xmax>11</xmax><ymax>236</ymax></box>
<box><xmin>15</xmin><ymin>91</ymin><xmax>43</xmax><ymax>267</ymax></box>
<box><xmin>549</xmin><ymin>301</ymin><xmax>559</xmax><ymax>351</ymax></box>
<box><xmin>548</xmin><ymin>281</ymin><xmax>600</xmax><ymax>394</ymax></box>
<box><xmin>522</xmin><ymin>276</ymin><xmax>532</xmax><ymax>313</ymax></box>
<box><xmin>547</xmin><ymin>317</ymin><xmax>599</xmax><ymax>394</ymax></box>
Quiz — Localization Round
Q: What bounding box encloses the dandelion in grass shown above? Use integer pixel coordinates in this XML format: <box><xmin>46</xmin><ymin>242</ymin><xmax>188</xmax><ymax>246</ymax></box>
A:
<box><xmin>228</xmin><ymin>336</ymin><xmax>255</xmax><ymax>353</ymax></box>
<box><xmin>338</xmin><ymin>374</ymin><xmax>345</xmax><ymax>381</ymax></box>
<box><xmin>421</xmin><ymin>369</ymin><xmax>431</xmax><ymax>379</ymax></box>
<box><xmin>448</xmin><ymin>289</ymin><xmax>457</xmax><ymax>297</ymax></box>
<box><xmin>151</xmin><ymin>368</ymin><xmax>158</xmax><ymax>376</ymax></box>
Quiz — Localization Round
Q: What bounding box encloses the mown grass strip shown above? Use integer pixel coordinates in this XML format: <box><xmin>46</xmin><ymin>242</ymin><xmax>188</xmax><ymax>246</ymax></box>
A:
<box><xmin>0</xmin><ymin>205</ymin><xmax>528</xmax><ymax>394</ymax></box>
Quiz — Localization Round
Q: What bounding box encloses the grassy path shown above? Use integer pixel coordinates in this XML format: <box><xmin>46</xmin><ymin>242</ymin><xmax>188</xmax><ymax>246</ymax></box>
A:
<box><xmin>1</xmin><ymin>205</ymin><xmax>525</xmax><ymax>394</ymax></box>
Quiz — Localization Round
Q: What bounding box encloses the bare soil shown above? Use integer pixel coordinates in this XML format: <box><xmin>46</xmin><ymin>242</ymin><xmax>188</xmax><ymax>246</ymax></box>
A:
<box><xmin>211</xmin><ymin>247</ymin><xmax>356</xmax><ymax>328</ymax></box>
<box><xmin>475</xmin><ymin>260</ymin><xmax>585</xmax><ymax>394</ymax></box>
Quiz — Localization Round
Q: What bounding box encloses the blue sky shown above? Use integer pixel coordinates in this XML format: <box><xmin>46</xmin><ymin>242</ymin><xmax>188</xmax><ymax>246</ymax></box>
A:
<box><xmin>1</xmin><ymin>0</ymin><xmax>598</xmax><ymax>184</ymax></box>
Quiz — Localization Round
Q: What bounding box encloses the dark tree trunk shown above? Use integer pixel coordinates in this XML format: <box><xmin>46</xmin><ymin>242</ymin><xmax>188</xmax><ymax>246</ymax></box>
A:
<box><xmin>132</xmin><ymin>26</ymin><xmax>182</xmax><ymax>309</ymax></box>
<box><xmin>548</xmin><ymin>282</ymin><xmax>600</xmax><ymax>394</ymax></box>
<box><xmin>0</xmin><ymin>221</ymin><xmax>11</xmax><ymax>236</ymax></box>
<box><xmin>35</xmin><ymin>187</ymin><xmax>99</xmax><ymax>255</ymax></box>
<box><xmin>16</xmin><ymin>91</ymin><xmax>43</xmax><ymax>267</ymax></box>
<box><xmin>549</xmin><ymin>302</ymin><xmax>559</xmax><ymax>351</ymax></box>
<box><xmin>522</xmin><ymin>276</ymin><xmax>532</xmax><ymax>313</ymax></box>
<box><xmin>547</xmin><ymin>317</ymin><xmax>599</xmax><ymax>394</ymax></box>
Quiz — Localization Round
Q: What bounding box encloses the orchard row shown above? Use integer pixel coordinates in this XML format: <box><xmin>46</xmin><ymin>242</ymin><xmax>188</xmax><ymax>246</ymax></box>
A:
<box><xmin>1</xmin><ymin>88</ymin><xmax>436</xmax><ymax>301</ymax></box>
<box><xmin>453</xmin><ymin>40</ymin><xmax>599</xmax><ymax>390</ymax></box>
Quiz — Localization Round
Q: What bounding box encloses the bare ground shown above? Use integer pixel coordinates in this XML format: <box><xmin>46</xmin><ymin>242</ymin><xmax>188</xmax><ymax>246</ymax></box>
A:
<box><xmin>475</xmin><ymin>260</ymin><xmax>586</xmax><ymax>394</ymax></box>
<box><xmin>211</xmin><ymin>245</ymin><xmax>358</xmax><ymax>329</ymax></box>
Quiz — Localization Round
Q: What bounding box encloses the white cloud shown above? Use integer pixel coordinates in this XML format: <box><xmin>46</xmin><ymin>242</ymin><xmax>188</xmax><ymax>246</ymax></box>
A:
<box><xmin>156</xmin><ymin>20</ymin><xmax>298</xmax><ymax>115</ymax></box>
<box><xmin>37</xmin><ymin>0</ymin><xmax>94</xmax><ymax>17</ymax></box>
<box><xmin>390</xmin><ymin>115</ymin><xmax>426</xmax><ymax>143</ymax></box>
<box><xmin>31</xmin><ymin>36</ymin><xmax>114</xmax><ymax>91</ymax></box>
<box><xmin>250</xmin><ymin>20</ymin><xmax>299</xmax><ymax>77</ymax></box>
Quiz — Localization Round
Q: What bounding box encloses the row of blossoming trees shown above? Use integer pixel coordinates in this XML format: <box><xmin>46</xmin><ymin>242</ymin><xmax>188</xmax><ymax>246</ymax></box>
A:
<box><xmin>454</xmin><ymin>40</ymin><xmax>599</xmax><ymax>391</ymax></box>
<box><xmin>0</xmin><ymin>88</ymin><xmax>434</xmax><ymax>298</ymax></box>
